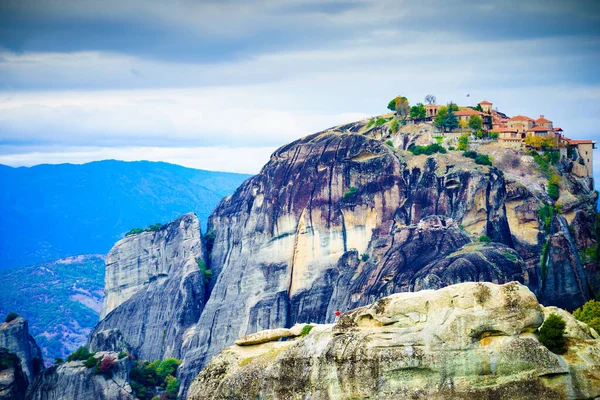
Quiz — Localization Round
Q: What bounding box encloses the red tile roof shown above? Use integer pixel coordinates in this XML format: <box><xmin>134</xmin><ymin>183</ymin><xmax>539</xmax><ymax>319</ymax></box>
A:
<box><xmin>530</xmin><ymin>126</ymin><xmax>551</xmax><ymax>132</ymax></box>
<box><xmin>510</xmin><ymin>115</ymin><xmax>535</xmax><ymax>121</ymax></box>
<box><xmin>535</xmin><ymin>117</ymin><xmax>552</xmax><ymax>124</ymax></box>
<box><xmin>568</xmin><ymin>139</ymin><xmax>595</xmax><ymax>145</ymax></box>
<box><xmin>480</xmin><ymin>100</ymin><xmax>492</xmax><ymax>105</ymax></box>
<box><xmin>455</xmin><ymin>109</ymin><xmax>486</xmax><ymax>117</ymax></box>
<box><xmin>554</xmin><ymin>127</ymin><xmax>563</xmax><ymax>131</ymax></box>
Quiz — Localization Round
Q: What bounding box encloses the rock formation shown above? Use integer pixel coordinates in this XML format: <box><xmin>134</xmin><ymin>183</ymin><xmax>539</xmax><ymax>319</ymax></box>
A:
<box><xmin>177</xmin><ymin>120</ymin><xmax>597</xmax><ymax>393</ymax></box>
<box><xmin>187</xmin><ymin>282</ymin><xmax>600</xmax><ymax>400</ymax></box>
<box><xmin>0</xmin><ymin>348</ymin><xmax>28</xmax><ymax>400</ymax></box>
<box><xmin>89</xmin><ymin>213</ymin><xmax>206</xmax><ymax>361</ymax></box>
<box><xmin>27</xmin><ymin>352</ymin><xmax>134</xmax><ymax>400</ymax></box>
<box><xmin>0</xmin><ymin>318</ymin><xmax>43</xmax><ymax>387</ymax></box>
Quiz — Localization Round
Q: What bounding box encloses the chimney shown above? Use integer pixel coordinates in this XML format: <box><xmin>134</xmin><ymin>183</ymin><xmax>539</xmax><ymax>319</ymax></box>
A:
<box><xmin>540</xmin><ymin>115</ymin><xmax>544</xmax><ymax>118</ymax></box>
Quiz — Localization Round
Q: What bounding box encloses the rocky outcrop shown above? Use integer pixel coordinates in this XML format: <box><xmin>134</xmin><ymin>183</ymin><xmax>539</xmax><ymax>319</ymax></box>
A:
<box><xmin>27</xmin><ymin>352</ymin><xmax>134</xmax><ymax>400</ymax></box>
<box><xmin>234</xmin><ymin>323</ymin><xmax>310</xmax><ymax>346</ymax></box>
<box><xmin>0</xmin><ymin>318</ymin><xmax>43</xmax><ymax>386</ymax></box>
<box><xmin>0</xmin><ymin>348</ymin><xmax>28</xmax><ymax>400</ymax></box>
<box><xmin>187</xmin><ymin>282</ymin><xmax>600</xmax><ymax>400</ymax></box>
<box><xmin>178</xmin><ymin>125</ymin><xmax>540</xmax><ymax>392</ymax></box>
<box><xmin>89</xmin><ymin>213</ymin><xmax>206</xmax><ymax>361</ymax></box>
<box><xmin>477</xmin><ymin>144</ymin><xmax>598</xmax><ymax>308</ymax></box>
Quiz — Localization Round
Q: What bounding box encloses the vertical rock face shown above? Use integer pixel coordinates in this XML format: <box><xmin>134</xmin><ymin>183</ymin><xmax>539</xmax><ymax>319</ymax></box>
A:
<box><xmin>89</xmin><ymin>213</ymin><xmax>205</xmax><ymax>361</ymax></box>
<box><xmin>0</xmin><ymin>318</ymin><xmax>43</xmax><ymax>386</ymax></box>
<box><xmin>0</xmin><ymin>348</ymin><xmax>28</xmax><ymax>400</ymax></box>
<box><xmin>178</xmin><ymin>129</ymin><xmax>538</xmax><ymax>392</ymax></box>
<box><xmin>187</xmin><ymin>282</ymin><xmax>600</xmax><ymax>400</ymax></box>
<box><xmin>27</xmin><ymin>352</ymin><xmax>134</xmax><ymax>400</ymax></box>
<box><xmin>100</xmin><ymin>212</ymin><xmax>204</xmax><ymax>318</ymax></box>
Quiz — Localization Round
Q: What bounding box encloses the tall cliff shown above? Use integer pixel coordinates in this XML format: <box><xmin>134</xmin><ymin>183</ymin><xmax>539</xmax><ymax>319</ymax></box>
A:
<box><xmin>188</xmin><ymin>282</ymin><xmax>600</xmax><ymax>400</ymax></box>
<box><xmin>89</xmin><ymin>213</ymin><xmax>206</xmax><ymax>361</ymax></box>
<box><xmin>177</xmin><ymin>120</ymin><xmax>598</xmax><ymax>393</ymax></box>
<box><xmin>0</xmin><ymin>318</ymin><xmax>43</xmax><ymax>387</ymax></box>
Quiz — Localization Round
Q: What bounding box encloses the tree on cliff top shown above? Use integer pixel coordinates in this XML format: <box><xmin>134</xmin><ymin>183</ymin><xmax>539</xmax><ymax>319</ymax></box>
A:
<box><xmin>425</xmin><ymin>94</ymin><xmax>436</xmax><ymax>104</ymax></box>
<box><xmin>444</xmin><ymin>103</ymin><xmax>459</xmax><ymax>131</ymax></box>
<box><xmin>387</xmin><ymin>96</ymin><xmax>410</xmax><ymax>118</ymax></box>
<box><xmin>409</xmin><ymin>103</ymin><xmax>426</xmax><ymax>120</ymax></box>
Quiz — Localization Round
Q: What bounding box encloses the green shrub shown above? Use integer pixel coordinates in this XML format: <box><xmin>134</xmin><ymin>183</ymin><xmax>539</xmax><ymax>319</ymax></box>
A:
<box><xmin>129</xmin><ymin>358</ymin><xmax>182</xmax><ymax>399</ymax></box>
<box><xmin>457</xmin><ymin>133</ymin><xmax>469</xmax><ymax>151</ymax></box>
<box><xmin>408</xmin><ymin>143</ymin><xmax>447</xmax><ymax>156</ymax></box>
<box><xmin>489</xmin><ymin>131</ymin><xmax>499</xmax><ymax>139</ymax></box>
<box><xmin>54</xmin><ymin>357</ymin><xmax>64</xmax><ymax>365</ymax></box>
<box><xmin>474</xmin><ymin>154</ymin><xmax>492</xmax><ymax>166</ymax></box>
<box><xmin>538</xmin><ymin>314</ymin><xmax>567</xmax><ymax>354</ymax></box>
<box><xmin>156</xmin><ymin>358</ymin><xmax>181</xmax><ymax>380</ymax></box>
<box><xmin>462</xmin><ymin>150</ymin><xmax>477</xmax><ymax>159</ymax></box>
<box><xmin>365</xmin><ymin>119</ymin><xmax>375</xmax><ymax>129</ymax></box>
<box><xmin>375</xmin><ymin>117</ymin><xmax>387</xmax><ymax>126</ymax></box>
<box><xmin>360</xmin><ymin>253</ymin><xmax>369</xmax><ymax>262</ymax></box>
<box><xmin>385</xmin><ymin>140</ymin><xmax>394</xmax><ymax>148</ymax></box>
<box><xmin>84</xmin><ymin>355</ymin><xmax>99</xmax><ymax>368</ymax></box>
<box><xmin>548</xmin><ymin>183</ymin><xmax>559</xmax><ymax>200</ymax></box>
<box><xmin>198</xmin><ymin>259</ymin><xmax>213</xmax><ymax>285</ymax></box>
<box><xmin>479</xmin><ymin>235</ymin><xmax>492</xmax><ymax>243</ymax></box>
<box><xmin>300</xmin><ymin>325</ymin><xmax>313</xmax><ymax>337</ymax></box>
<box><xmin>343</xmin><ymin>187</ymin><xmax>359</xmax><ymax>201</ymax></box>
<box><xmin>125</xmin><ymin>223</ymin><xmax>163</xmax><ymax>237</ymax></box>
<box><xmin>118</xmin><ymin>352</ymin><xmax>127</xmax><ymax>360</ymax></box>
<box><xmin>67</xmin><ymin>346</ymin><xmax>93</xmax><ymax>362</ymax></box>
<box><xmin>448</xmin><ymin>146</ymin><xmax>455</xmax><ymax>151</ymax></box>
<box><xmin>503</xmin><ymin>252</ymin><xmax>517</xmax><ymax>262</ymax></box>
<box><xmin>165</xmin><ymin>375</ymin><xmax>179</xmax><ymax>396</ymax></box>
<box><xmin>573</xmin><ymin>299</ymin><xmax>600</xmax><ymax>333</ymax></box>
<box><xmin>538</xmin><ymin>203</ymin><xmax>554</xmax><ymax>233</ymax></box>
<box><xmin>4</xmin><ymin>312</ymin><xmax>19</xmax><ymax>323</ymax></box>
<box><xmin>390</xmin><ymin>119</ymin><xmax>399</xmax><ymax>133</ymax></box>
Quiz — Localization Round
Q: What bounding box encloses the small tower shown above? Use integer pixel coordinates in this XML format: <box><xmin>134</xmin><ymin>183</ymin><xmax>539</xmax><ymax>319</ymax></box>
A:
<box><xmin>480</xmin><ymin>100</ymin><xmax>493</xmax><ymax>113</ymax></box>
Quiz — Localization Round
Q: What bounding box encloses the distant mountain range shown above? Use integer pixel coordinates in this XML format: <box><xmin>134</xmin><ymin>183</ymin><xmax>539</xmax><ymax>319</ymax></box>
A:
<box><xmin>0</xmin><ymin>160</ymin><xmax>251</xmax><ymax>269</ymax></box>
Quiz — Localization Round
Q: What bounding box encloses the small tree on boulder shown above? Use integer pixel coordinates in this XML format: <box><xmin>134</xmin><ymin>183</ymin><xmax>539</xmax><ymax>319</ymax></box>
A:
<box><xmin>538</xmin><ymin>313</ymin><xmax>567</xmax><ymax>354</ymax></box>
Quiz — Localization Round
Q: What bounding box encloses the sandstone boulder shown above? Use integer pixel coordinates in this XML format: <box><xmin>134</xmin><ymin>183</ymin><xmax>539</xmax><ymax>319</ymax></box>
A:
<box><xmin>188</xmin><ymin>282</ymin><xmax>600</xmax><ymax>400</ymax></box>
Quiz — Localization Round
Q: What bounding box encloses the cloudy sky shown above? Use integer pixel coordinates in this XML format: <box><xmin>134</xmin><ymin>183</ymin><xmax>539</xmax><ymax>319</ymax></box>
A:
<box><xmin>0</xmin><ymin>0</ymin><xmax>599</xmax><ymax>178</ymax></box>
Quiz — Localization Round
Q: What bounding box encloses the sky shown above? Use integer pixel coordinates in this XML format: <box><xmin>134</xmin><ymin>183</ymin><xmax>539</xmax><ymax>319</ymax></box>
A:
<box><xmin>0</xmin><ymin>0</ymin><xmax>599</xmax><ymax>178</ymax></box>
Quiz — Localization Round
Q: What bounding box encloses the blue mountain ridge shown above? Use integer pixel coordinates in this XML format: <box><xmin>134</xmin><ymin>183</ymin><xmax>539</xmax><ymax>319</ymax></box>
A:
<box><xmin>0</xmin><ymin>160</ymin><xmax>251</xmax><ymax>269</ymax></box>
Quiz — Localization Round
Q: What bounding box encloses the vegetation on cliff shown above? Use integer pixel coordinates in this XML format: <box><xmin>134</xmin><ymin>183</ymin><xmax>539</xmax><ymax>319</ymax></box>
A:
<box><xmin>125</xmin><ymin>223</ymin><xmax>163</xmax><ymax>236</ymax></box>
<box><xmin>130</xmin><ymin>358</ymin><xmax>181</xmax><ymax>399</ymax></box>
<box><xmin>574</xmin><ymin>299</ymin><xmax>600</xmax><ymax>333</ymax></box>
<box><xmin>538</xmin><ymin>313</ymin><xmax>567</xmax><ymax>354</ymax></box>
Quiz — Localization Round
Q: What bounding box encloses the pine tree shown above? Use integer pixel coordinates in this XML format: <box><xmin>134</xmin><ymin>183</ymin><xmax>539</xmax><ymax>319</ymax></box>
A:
<box><xmin>444</xmin><ymin>102</ymin><xmax>459</xmax><ymax>131</ymax></box>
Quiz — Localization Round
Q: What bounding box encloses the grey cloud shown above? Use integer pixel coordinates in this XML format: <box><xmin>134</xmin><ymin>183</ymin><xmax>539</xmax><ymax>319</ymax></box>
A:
<box><xmin>1</xmin><ymin>0</ymin><xmax>598</xmax><ymax>65</ymax></box>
